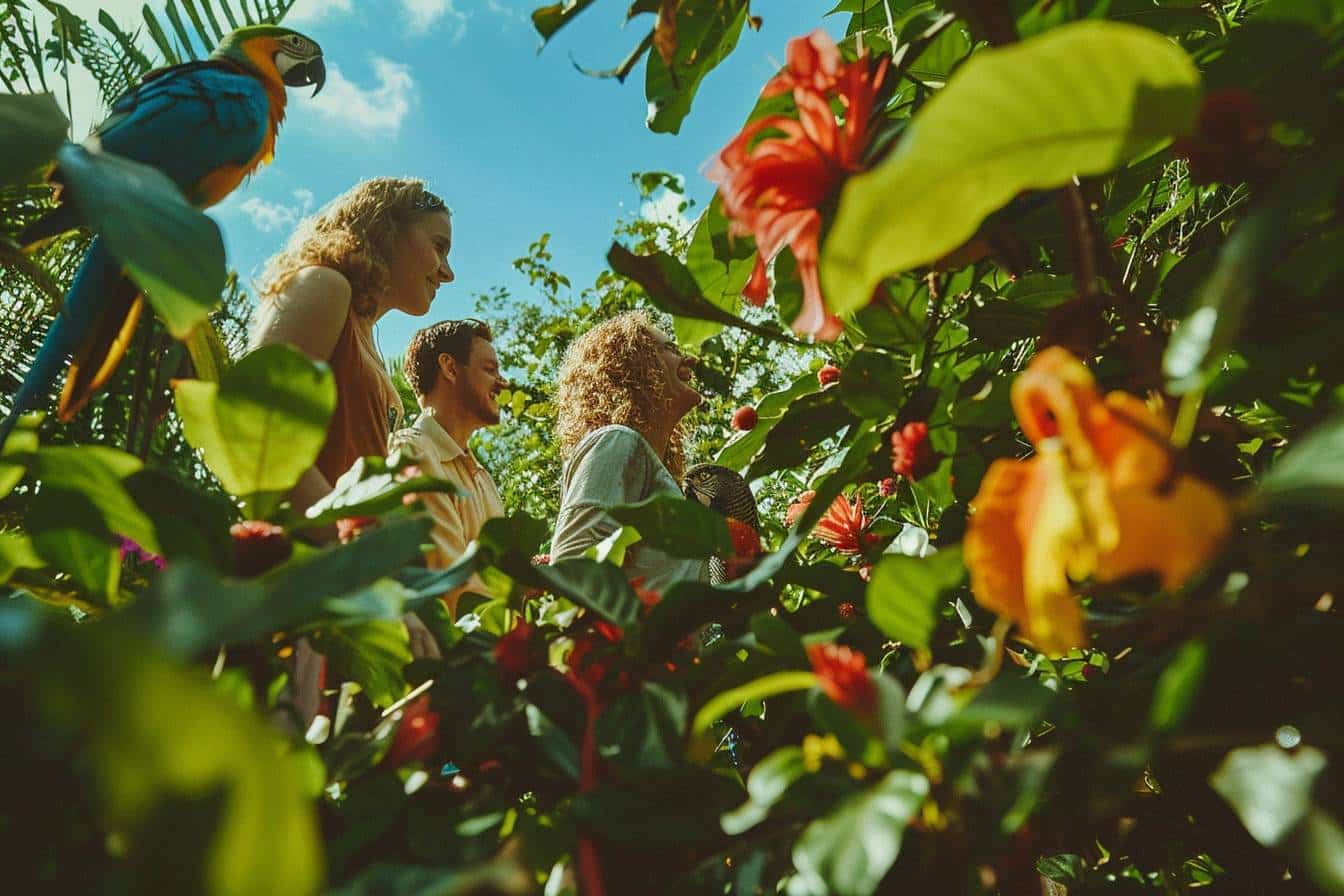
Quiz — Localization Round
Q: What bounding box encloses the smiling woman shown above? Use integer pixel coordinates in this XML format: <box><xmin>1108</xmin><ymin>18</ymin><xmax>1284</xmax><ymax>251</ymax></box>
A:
<box><xmin>248</xmin><ymin>176</ymin><xmax>453</xmax><ymax>725</ymax></box>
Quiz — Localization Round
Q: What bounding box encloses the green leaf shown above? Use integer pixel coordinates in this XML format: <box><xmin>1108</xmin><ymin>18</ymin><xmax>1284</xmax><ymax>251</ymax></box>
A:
<box><xmin>1149</xmin><ymin>639</ymin><xmax>1207</xmax><ymax>733</ymax></box>
<box><xmin>792</xmin><ymin>769</ymin><xmax>928</xmax><ymax>896</ymax></box>
<box><xmin>597</xmin><ymin>681</ymin><xmax>688</xmax><ymax>770</ymax></box>
<box><xmin>679</xmin><ymin>194</ymin><xmax>755</xmax><ymax>346</ymax></box>
<box><xmin>837</xmin><ymin>349</ymin><xmax>907</xmax><ymax>417</ymax></box>
<box><xmin>303</xmin><ymin>453</ymin><xmax>459</xmax><ymax>527</ymax></box>
<box><xmin>314</xmin><ymin>619</ymin><xmax>412</xmax><ymax>707</ymax></box>
<box><xmin>744</xmin><ymin>390</ymin><xmax>860</xmax><ymax>482</ymax></box>
<box><xmin>27</xmin><ymin>444</ymin><xmax>160</xmax><ymax>554</ymax></box>
<box><xmin>123</xmin><ymin>468</ymin><xmax>236</xmax><ymax>573</ymax></box>
<box><xmin>0</xmin><ymin>532</ymin><xmax>44</xmax><ymax>583</ymax></box>
<box><xmin>573</xmin><ymin>768</ymin><xmax>742</xmax><ymax>847</ymax></box>
<box><xmin>0</xmin><ymin>92</ymin><xmax>67</xmax><ymax>185</ymax></box>
<box><xmin>692</xmin><ymin>670</ymin><xmax>818</xmax><ymax>734</ymax></box>
<box><xmin>609</xmin><ymin>492</ymin><xmax>732</xmax><ymax>559</ymax></box>
<box><xmin>55</xmin><ymin>144</ymin><xmax>227</xmax><ymax>338</ymax></box>
<box><xmin>30</xmin><ymin>618</ymin><xmax>321</xmax><ymax>896</ymax></box>
<box><xmin>722</xmin><ymin>746</ymin><xmax>808</xmax><ymax>835</ymax></box>
<box><xmin>1164</xmin><ymin>202</ymin><xmax>1290</xmax><ymax>394</ymax></box>
<box><xmin>823</xmin><ymin>21</ymin><xmax>1201</xmax><ymax>313</ymax></box>
<box><xmin>0</xmin><ymin>413</ymin><xmax>40</xmax><ymax>496</ymax></box>
<box><xmin>715</xmin><ymin>370</ymin><xmax>820</xmax><ymax>471</ymax></box>
<box><xmin>1211</xmin><ymin>744</ymin><xmax>1326</xmax><ymax>847</ymax></box>
<box><xmin>608</xmin><ymin>243</ymin><xmax>801</xmax><ymax>345</ymax></box>
<box><xmin>175</xmin><ymin>344</ymin><xmax>337</xmax><ymax>516</ymax></box>
<box><xmin>531</xmin><ymin>0</ymin><xmax>600</xmax><ymax>42</ymax></box>
<box><xmin>644</xmin><ymin>0</ymin><xmax>750</xmax><ymax>134</ymax></box>
<box><xmin>1256</xmin><ymin>415</ymin><xmax>1344</xmax><ymax>516</ymax></box>
<box><xmin>866</xmin><ymin>546</ymin><xmax>965</xmax><ymax>649</ymax></box>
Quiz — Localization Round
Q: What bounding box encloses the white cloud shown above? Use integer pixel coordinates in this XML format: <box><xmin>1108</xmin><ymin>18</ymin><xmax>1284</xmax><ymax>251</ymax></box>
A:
<box><xmin>402</xmin><ymin>0</ymin><xmax>468</xmax><ymax>38</ymax></box>
<box><xmin>308</xmin><ymin>57</ymin><xmax>417</xmax><ymax>135</ymax></box>
<box><xmin>237</xmin><ymin>188</ymin><xmax>316</xmax><ymax>233</ymax></box>
<box><xmin>641</xmin><ymin>189</ymin><xmax>695</xmax><ymax>234</ymax></box>
<box><xmin>484</xmin><ymin>0</ymin><xmax>524</xmax><ymax>22</ymax></box>
<box><xmin>285</xmin><ymin>0</ymin><xmax>353</xmax><ymax>25</ymax></box>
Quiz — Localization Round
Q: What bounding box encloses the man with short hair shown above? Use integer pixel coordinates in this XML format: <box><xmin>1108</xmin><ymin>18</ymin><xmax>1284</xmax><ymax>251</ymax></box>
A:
<box><xmin>392</xmin><ymin>318</ymin><xmax>507</xmax><ymax>614</ymax></box>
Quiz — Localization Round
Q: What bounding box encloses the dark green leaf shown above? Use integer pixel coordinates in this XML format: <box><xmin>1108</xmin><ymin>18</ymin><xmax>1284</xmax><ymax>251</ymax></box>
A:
<box><xmin>314</xmin><ymin>619</ymin><xmax>412</xmax><ymax>707</ymax></box>
<box><xmin>1254</xmin><ymin>415</ymin><xmax>1344</xmax><ymax>516</ymax></box>
<box><xmin>0</xmin><ymin>92</ymin><xmax>67</xmax><ymax>186</ymax></box>
<box><xmin>531</xmin><ymin>0</ymin><xmax>600</xmax><ymax>42</ymax></box>
<box><xmin>1211</xmin><ymin>744</ymin><xmax>1326</xmax><ymax>848</ymax></box>
<box><xmin>715</xmin><ymin>370</ymin><xmax>820</xmax><ymax>471</ymax></box>
<box><xmin>644</xmin><ymin>0</ymin><xmax>750</xmax><ymax>134</ymax></box>
<box><xmin>597</xmin><ymin>681</ymin><xmax>688</xmax><ymax>770</ymax></box>
<box><xmin>837</xmin><ymin>349</ymin><xmax>907</xmax><ymax>417</ymax></box>
<box><xmin>303</xmin><ymin>453</ymin><xmax>459</xmax><ymax>527</ymax></box>
<box><xmin>55</xmin><ymin>144</ymin><xmax>226</xmax><ymax>338</ymax></box>
<box><xmin>745</xmin><ymin>390</ymin><xmax>860</xmax><ymax>482</ymax></box>
<box><xmin>609</xmin><ymin>492</ymin><xmax>732</xmax><ymax>558</ymax></box>
<box><xmin>572</xmin><ymin>767</ymin><xmax>742</xmax><ymax>847</ymax></box>
<box><xmin>1149</xmin><ymin>639</ymin><xmax>1207</xmax><ymax>733</ymax></box>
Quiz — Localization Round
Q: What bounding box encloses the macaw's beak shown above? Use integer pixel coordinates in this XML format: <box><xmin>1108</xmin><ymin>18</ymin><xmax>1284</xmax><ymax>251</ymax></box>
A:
<box><xmin>283</xmin><ymin>56</ymin><xmax>326</xmax><ymax>97</ymax></box>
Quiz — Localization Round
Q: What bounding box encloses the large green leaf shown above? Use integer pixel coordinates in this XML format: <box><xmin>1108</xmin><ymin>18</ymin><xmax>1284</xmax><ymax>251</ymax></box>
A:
<box><xmin>596</xmin><ymin>681</ymin><xmax>688</xmax><ymax>771</ymax></box>
<box><xmin>609</xmin><ymin>492</ymin><xmax>732</xmax><ymax>559</ymax></box>
<box><xmin>823</xmin><ymin>21</ymin><xmax>1201</xmax><ymax>314</ymax></box>
<box><xmin>645</xmin><ymin>0</ymin><xmax>750</xmax><ymax>134</ymax></box>
<box><xmin>23</xmin><ymin>614</ymin><xmax>321</xmax><ymax>896</ymax></box>
<box><xmin>715</xmin><ymin>370</ymin><xmax>820</xmax><ymax>471</ymax></box>
<box><xmin>1209</xmin><ymin>741</ymin><xmax>1344</xmax><ymax>895</ymax></box>
<box><xmin>0</xmin><ymin>92</ymin><xmax>67</xmax><ymax>185</ymax></box>
<box><xmin>314</xmin><ymin>619</ymin><xmax>412</xmax><ymax>707</ymax></box>
<box><xmin>722</xmin><ymin>745</ymin><xmax>808</xmax><ymax>835</ymax></box>
<box><xmin>692</xmin><ymin>671</ymin><xmax>819</xmax><ymax>734</ymax></box>
<box><xmin>302</xmin><ymin>453</ymin><xmax>459</xmax><ymax>527</ymax></box>
<box><xmin>792</xmin><ymin>769</ymin><xmax>929</xmax><ymax>896</ymax></box>
<box><xmin>55</xmin><ymin>144</ymin><xmax>227</xmax><ymax>339</ymax></box>
<box><xmin>175</xmin><ymin>344</ymin><xmax>337</xmax><ymax>517</ymax></box>
<box><xmin>23</xmin><ymin>444</ymin><xmax>160</xmax><ymax>554</ymax></box>
<box><xmin>744</xmin><ymin>390</ymin><xmax>860</xmax><ymax>482</ymax></box>
<box><xmin>866</xmin><ymin>546</ymin><xmax>965</xmax><ymax>649</ymax></box>
<box><xmin>1255</xmin><ymin>415</ymin><xmax>1344</xmax><ymax>516</ymax></box>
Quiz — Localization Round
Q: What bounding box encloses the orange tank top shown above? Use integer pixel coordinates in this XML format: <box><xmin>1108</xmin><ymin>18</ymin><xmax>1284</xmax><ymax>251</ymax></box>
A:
<box><xmin>315</xmin><ymin>311</ymin><xmax>402</xmax><ymax>484</ymax></box>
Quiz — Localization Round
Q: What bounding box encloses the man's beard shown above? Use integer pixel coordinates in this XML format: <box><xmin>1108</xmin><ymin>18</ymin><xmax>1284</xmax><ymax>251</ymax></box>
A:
<box><xmin>470</xmin><ymin>389</ymin><xmax>500</xmax><ymax>425</ymax></box>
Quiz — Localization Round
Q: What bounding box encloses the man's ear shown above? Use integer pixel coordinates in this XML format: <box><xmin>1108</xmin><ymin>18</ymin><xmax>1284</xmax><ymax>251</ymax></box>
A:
<box><xmin>437</xmin><ymin>352</ymin><xmax>458</xmax><ymax>384</ymax></box>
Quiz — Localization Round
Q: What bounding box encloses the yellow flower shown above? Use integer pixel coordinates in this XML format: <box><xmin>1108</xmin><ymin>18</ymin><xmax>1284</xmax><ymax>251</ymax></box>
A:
<box><xmin>965</xmin><ymin>348</ymin><xmax>1232</xmax><ymax>655</ymax></box>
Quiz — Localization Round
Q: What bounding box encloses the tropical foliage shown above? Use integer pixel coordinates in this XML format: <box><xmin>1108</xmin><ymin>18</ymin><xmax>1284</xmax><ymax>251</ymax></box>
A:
<box><xmin>4</xmin><ymin>1</ymin><xmax>1344</xmax><ymax>894</ymax></box>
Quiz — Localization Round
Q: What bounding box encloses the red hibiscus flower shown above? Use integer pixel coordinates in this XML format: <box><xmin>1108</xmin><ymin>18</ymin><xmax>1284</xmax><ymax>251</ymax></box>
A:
<box><xmin>807</xmin><ymin>643</ymin><xmax>876</xmax><ymax>716</ymax></box>
<box><xmin>814</xmin><ymin>493</ymin><xmax>878</xmax><ymax>555</ymax></box>
<box><xmin>707</xmin><ymin>30</ymin><xmax>888</xmax><ymax>341</ymax></box>
<box><xmin>382</xmin><ymin>695</ymin><xmax>441</xmax><ymax>767</ymax></box>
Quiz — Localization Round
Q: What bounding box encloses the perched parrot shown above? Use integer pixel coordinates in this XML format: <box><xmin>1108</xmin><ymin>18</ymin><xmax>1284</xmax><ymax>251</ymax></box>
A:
<box><xmin>1</xmin><ymin>25</ymin><xmax>326</xmax><ymax>444</ymax></box>
<box><xmin>683</xmin><ymin>463</ymin><xmax>761</xmax><ymax>586</ymax></box>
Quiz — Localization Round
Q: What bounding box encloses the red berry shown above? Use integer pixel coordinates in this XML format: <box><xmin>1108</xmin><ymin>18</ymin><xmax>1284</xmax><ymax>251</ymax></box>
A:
<box><xmin>382</xmin><ymin>696</ymin><xmax>441</xmax><ymax>767</ymax></box>
<box><xmin>732</xmin><ymin>406</ymin><xmax>759</xmax><ymax>431</ymax></box>
<box><xmin>838</xmin><ymin>601</ymin><xmax>857</xmax><ymax>619</ymax></box>
<box><xmin>336</xmin><ymin>516</ymin><xmax>378</xmax><ymax>543</ymax></box>
<box><xmin>817</xmin><ymin>364</ymin><xmax>841</xmax><ymax>386</ymax></box>
<box><xmin>230</xmin><ymin>521</ymin><xmax>292</xmax><ymax>578</ymax></box>
<box><xmin>494</xmin><ymin>620</ymin><xmax>545</xmax><ymax>682</ymax></box>
<box><xmin>877</xmin><ymin>477</ymin><xmax>896</xmax><ymax>497</ymax></box>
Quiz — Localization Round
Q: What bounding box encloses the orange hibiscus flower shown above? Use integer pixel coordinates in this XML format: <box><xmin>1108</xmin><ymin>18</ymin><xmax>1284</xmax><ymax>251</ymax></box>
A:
<box><xmin>707</xmin><ymin>30</ymin><xmax>888</xmax><ymax>341</ymax></box>
<box><xmin>964</xmin><ymin>348</ymin><xmax>1233</xmax><ymax>655</ymax></box>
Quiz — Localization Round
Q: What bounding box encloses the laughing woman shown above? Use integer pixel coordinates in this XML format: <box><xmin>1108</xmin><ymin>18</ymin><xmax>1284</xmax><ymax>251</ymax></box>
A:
<box><xmin>250</xmin><ymin>176</ymin><xmax>455</xmax><ymax>514</ymax></box>
<box><xmin>551</xmin><ymin>310</ymin><xmax>710</xmax><ymax>592</ymax></box>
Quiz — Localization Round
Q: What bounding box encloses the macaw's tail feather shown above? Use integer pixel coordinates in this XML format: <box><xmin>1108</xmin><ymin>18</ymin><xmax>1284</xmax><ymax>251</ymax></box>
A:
<box><xmin>58</xmin><ymin>287</ymin><xmax>143</xmax><ymax>422</ymax></box>
<box><xmin>0</xmin><ymin>237</ymin><xmax>125</xmax><ymax>445</ymax></box>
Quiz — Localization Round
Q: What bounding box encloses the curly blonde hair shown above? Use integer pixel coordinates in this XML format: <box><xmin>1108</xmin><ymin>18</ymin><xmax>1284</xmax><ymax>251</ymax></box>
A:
<box><xmin>555</xmin><ymin>310</ymin><xmax>687</xmax><ymax>479</ymax></box>
<box><xmin>257</xmin><ymin>177</ymin><xmax>447</xmax><ymax>316</ymax></box>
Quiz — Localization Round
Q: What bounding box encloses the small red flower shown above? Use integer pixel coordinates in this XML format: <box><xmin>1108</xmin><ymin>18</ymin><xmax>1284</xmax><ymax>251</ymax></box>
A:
<box><xmin>837</xmin><ymin>601</ymin><xmax>857</xmax><ymax>619</ymax></box>
<box><xmin>336</xmin><ymin>515</ymin><xmax>378</xmax><ymax>544</ymax></box>
<box><xmin>813</xmin><ymin>493</ymin><xmax>879</xmax><ymax>555</ymax></box>
<box><xmin>230</xmin><ymin>521</ymin><xmax>292</xmax><ymax>577</ymax></box>
<box><xmin>382</xmin><ymin>695</ymin><xmax>441</xmax><ymax>767</ymax></box>
<box><xmin>817</xmin><ymin>364</ymin><xmax>841</xmax><ymax>386</ymax></box>
<box><xmin>891</xmin><ymin>422</ymin><xmax>937</xmax><ymax>480</ymax></box>
<box><xmin>877</xmin><ymin>477</ymin><xmax>896</xmax><ymax>497</ymax></box>
<box><xmin>494</xmin><ymin>620</ymin><xmax>545</xmax><ymax>682</ymax></box>
<box><xmin>807</xmin><ymin>643</ymin><xmax>877</xmax><ymax>715</ymax></box>
<box><xmin>732</xmin><ymin>406</ymin><xmax>759</xmax><ymax>431</ymax></box>
<box><xmin>629</xmin><ymin>576</ymin><xmax>662</xmax><ymax>610</ymax></box>
<box><xmin>532</xmin><ymin>553</ymin><xmax>551</xmax><ymax>566</ymax></box>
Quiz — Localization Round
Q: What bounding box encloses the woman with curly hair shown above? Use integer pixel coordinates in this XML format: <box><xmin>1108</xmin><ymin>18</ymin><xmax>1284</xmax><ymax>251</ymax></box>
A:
<box><xmin>249</xmin><ymin>177</ymin><xmax>453</xmax><ymax>722</ymax></box>
<box><xmin>551</xmin><ymin>310</ymin><xmax>709</xmax><ymax>591</ymax></box>
<box><xmin>250</xmin><ymin>176</ymin><xmax>454</xmax><ymax>513</ymax></box>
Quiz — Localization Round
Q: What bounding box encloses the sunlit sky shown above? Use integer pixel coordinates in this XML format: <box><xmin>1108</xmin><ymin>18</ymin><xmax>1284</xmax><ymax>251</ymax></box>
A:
<box><xmin>52</xmin><ymin>0</ymin><xmax>840</xmax><ymax>358</ymax></box>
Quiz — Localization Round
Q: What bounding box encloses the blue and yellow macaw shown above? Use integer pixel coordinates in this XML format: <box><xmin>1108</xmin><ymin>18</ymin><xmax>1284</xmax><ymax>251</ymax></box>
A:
<box><xmin>2</xmin><ymin>25</ymin><xmax>325</xmax><ymax>443</ymax></box>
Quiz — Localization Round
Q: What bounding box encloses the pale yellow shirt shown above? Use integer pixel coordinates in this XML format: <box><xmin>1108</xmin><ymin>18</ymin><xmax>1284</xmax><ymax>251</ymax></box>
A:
<box><xmin>389</xmin><ymin>408</ymin><xmax>504</xmax><ymax>609</ymax></box>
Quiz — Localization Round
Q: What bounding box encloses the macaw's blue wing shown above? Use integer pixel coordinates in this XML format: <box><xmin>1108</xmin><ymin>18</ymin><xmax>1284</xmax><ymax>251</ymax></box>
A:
<box><xmin>95</xmin><ymin>60</ymin><xmax>272</xmax><ymax>201</ymax></box>
<box><xmin>0</xmin><ymin>237</ymin><xmax>141</xmax><ymax>446</ymax></box>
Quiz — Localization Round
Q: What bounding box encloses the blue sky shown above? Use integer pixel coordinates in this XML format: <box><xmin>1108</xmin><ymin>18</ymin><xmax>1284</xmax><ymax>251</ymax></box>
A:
<box><xmin>177</xmin><ymin>0</ymin><xmax>842</xmax><ymax>358</ymax></box>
